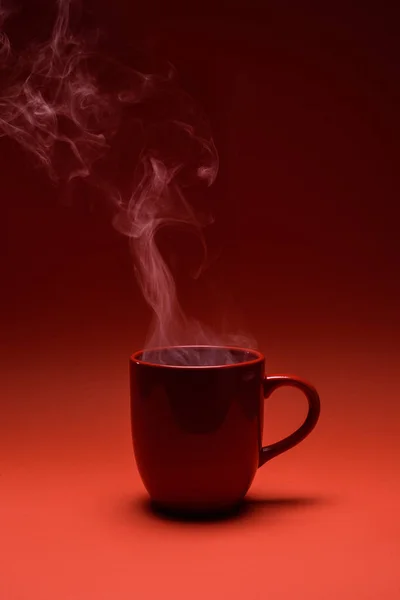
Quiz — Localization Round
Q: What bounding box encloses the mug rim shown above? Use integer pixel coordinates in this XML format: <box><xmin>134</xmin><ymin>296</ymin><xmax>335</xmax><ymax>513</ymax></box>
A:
<box><xmin>130</xmin><ymin>344</ymin><xmax>264</xmax><ymax>370</ymax></box>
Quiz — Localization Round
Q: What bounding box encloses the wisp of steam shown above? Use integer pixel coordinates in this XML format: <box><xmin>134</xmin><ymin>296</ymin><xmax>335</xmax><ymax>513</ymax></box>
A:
<box><xmin>0</xmin><ymin>0</ymin><xmax>254</xmax><ymax>365</ymax></box>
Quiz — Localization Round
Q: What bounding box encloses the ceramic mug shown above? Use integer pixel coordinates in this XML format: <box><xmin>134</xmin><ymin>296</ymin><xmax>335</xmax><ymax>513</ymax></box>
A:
<box><xmin>130</xmin><ymin>345</ymin><xmax>320</xmax><ymax>514</ymax></box>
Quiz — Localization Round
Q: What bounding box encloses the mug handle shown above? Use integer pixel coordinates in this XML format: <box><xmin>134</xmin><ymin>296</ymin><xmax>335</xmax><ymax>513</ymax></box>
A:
<box><xmin>259</xmin><ymin>375</ymin><xmax>321</xmax><ymax>467</ymax></box>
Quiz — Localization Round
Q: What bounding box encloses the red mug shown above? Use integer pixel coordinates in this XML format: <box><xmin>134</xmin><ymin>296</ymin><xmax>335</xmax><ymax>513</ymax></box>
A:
<box><xmin>130</xmin><ymin>345</ymin><xmax>320</xmax><ymax>514</ymax></box>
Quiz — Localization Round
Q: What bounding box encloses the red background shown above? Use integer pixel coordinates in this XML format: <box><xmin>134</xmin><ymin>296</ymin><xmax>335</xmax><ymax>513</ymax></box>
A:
<box><xmin>2</xmin><ymin>1</ymin><xmax>400</xmax><ymax>598</ymax></box>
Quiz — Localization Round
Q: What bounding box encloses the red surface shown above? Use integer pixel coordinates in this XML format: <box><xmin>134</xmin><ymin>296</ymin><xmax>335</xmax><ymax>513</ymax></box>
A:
<box><xmin>2</xmin><ymin>2</ymin><xmax>400</xmax><ymax>599</ymax></box>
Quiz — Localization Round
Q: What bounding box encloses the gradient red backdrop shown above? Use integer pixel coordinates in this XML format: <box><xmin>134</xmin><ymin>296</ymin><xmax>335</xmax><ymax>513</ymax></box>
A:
<box><xmin>2</xmin><ymin>1</ymin><xmax>400</xmax><ymax>599</ymax></box>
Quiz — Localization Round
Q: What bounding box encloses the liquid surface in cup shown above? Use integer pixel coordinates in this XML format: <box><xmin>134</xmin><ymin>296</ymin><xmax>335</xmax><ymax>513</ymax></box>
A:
<box><xmin>139</xmin><ymin>346</ymin><xmax>260</xmax><ymax>367</ymax></box>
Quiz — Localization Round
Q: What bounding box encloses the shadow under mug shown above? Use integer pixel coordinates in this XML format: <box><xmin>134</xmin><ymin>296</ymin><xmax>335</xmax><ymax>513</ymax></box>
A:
<box><xmin>130</xmin><ymin>345</ymin><xmax>320</xmax><ymax>515</ymax></box>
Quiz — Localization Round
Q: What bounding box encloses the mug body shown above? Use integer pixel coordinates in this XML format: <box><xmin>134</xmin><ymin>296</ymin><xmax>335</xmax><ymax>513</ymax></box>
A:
<box><xmin>130</xmin><ymin>346</ymin><xmax>265</xmax><ymax>513</ymax></box>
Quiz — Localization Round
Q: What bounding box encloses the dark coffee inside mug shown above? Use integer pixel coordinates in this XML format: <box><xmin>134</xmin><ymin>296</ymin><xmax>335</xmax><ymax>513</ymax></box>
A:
<box><xmin>130</xmin><ymin>345</ymin><xmax>320</xmax><ymax>515</ymax></box>
<box><xmin>137</xmin><ymin>346</ymin><xmax>258</xmax><ymax>366</ymax></box>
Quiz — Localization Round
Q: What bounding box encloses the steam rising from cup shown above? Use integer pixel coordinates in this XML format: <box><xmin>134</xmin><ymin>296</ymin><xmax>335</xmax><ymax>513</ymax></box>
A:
<box><xmin>0</xmin><ymin>0</ymin><xmax>254</xmax><ymax>365</ymax></box>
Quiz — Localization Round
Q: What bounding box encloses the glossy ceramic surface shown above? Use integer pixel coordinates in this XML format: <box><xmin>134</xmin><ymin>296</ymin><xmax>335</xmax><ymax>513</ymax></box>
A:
<box><xmin>130</xmin><ymin>345</ymin><xmax>320</xmax><ymax>514</ymax></box>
